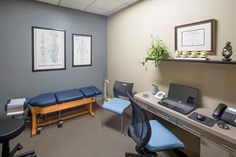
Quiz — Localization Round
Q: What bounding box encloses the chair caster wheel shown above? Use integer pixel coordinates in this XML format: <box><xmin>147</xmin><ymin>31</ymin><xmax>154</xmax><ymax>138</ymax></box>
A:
<box><xmin>17</xmin><ymin>144</ymin><xmax>23</xmax><ymax>150</ymax></box>
<box><xmin>57</xmin><ymin>121</ymin><xmax>63</xmax><ymax>128</ymax></box>
<box><xmin>31</xmin><ymin>154</ymin><xmax>36</xmax><ymax>157</ymax></box>
<box><xmin>37</xmin><ymin>127</ymin><xmax>42</xmax><ymax>134</ymax></box>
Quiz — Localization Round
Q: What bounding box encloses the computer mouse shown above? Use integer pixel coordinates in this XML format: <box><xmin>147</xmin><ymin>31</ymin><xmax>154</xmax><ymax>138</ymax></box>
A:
<box><xmin>197</xmin><ymin>114</ymin><xmax>205</xmax><ymax>121</ymax></box>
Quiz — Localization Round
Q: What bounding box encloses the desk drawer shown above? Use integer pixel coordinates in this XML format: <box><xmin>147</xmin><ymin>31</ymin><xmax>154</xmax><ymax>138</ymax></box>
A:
<box><xmin>201</xmin><ymin>138</ymin><xmax>235</xmax><ymax>157</ymax></box>
<box><xmin>136</xmin><ymin>100</ymin><xmax>177</xmax><ymax>125</ymax></box>
<box><xmin>177</xmin><ymin>118</ymin><xmax>236</xmax><ymax>155</ymax></box>
<box><xmin>177</xmin><ymin>118</ymin><xmax>203</xmax><ymax>137</ymax></box>
<box><xmin>201</xmin><ymin>131</ymin><xmax>236</xmax><ymax>154</ymax></box>
<box><xmin>146</xmin><ymin>105</ymin><xmax>177</xmax><ymax>125</ymax></box>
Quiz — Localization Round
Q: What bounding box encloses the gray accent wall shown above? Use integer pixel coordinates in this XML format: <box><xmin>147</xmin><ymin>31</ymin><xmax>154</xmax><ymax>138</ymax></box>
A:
<box><xmin>0</xmin><ymin>0</ymin><xmax>107</xmax><ymax>114</ymax></box>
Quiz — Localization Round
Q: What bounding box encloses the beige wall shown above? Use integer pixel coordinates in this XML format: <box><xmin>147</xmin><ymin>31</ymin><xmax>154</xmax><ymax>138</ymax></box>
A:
<box><xmin>107</xmin><ymin>0</ymin><xmax>236</xmax><ymax>109</ymax></box>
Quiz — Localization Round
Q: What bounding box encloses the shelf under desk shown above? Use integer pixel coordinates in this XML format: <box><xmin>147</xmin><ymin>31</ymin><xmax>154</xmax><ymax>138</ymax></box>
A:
<box><xmin>134</xmin><ymin>91</ymin><xmax>236</xmax><ymax>156</ymax></box>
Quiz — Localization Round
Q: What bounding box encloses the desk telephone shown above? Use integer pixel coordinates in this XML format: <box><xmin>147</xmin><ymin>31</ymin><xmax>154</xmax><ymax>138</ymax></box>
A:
<box><xmin>155</xmin><ymin>91</ymin><xmax>166</xmax><ymax>100</ymax></box>
<box><xmin>213</xmin><ymin>103</ymin><xmax>236</xmax><ymax>128</ymax></box>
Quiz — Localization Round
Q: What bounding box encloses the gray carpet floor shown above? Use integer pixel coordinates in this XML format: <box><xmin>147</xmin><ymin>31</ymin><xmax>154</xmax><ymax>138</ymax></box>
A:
<box><xmin>1</xmin><ymin>106</ymin><xmax>177</xmax><ymax>157</ymax></box>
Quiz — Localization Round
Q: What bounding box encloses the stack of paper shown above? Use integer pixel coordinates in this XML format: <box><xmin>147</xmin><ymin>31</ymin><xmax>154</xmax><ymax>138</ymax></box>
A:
<box><xmin>7</xmin><ymin>98</ymin><xmax>26</xmax><ymax>116</ymax></box>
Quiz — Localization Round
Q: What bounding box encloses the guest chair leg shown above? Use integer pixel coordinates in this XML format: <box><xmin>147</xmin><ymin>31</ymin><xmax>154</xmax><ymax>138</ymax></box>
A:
<box><xmin>101</xmin><ymin>109</ymin><xmax>104</xmax><ymax>128</ymax></box>
<box><xmin>125</xmin><ymin>152</ymin><xmax>144</xmax><ymax>157</ymax></box>
<box><xmin>121</xmin><ymin>115</ymin><xmax>124</xmax><ymax>136</ymax></box>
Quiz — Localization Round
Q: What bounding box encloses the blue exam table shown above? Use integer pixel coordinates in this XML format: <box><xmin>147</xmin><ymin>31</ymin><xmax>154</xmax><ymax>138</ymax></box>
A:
<box><xmin>29</xmin><ymin>86</ymin><xmax>102</xmax><ymax>136</ymax></box>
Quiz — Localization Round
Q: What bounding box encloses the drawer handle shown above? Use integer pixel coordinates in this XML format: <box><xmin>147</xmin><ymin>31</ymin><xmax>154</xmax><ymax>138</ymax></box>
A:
<box><xmin>182</xmin><ymin>124</ymin><xmax>202</xmax><ymax>137</ymax></box>
<box><xmin>222</xmin><ymin>144</ymin><xmax>236</xmax><ymax>153</ymax></box>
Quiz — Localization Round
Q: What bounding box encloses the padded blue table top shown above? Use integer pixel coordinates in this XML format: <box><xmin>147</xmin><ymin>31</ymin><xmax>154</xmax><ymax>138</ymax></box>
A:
<box><xmin>79</xmin><ymin>87</ymin><xmax>95</xmax><ymax>97</ymax></box>
<box><xmin>56</xmin><ymin>89</ymin><xmax>84</xmax><ymax>104</ymax></box>
<box><xmin>29</xmin><ymin>86</ymin><xmax>102</xmax><ymax>107</ymax></box>
<box><xmin>29</xmin><ymin>93</ymin><xmax>57</xmax><ymax>107</ymax></box>
<box><xmin>87</xmin><ymin>86</ymin><xmax>102</xmax><ymax>95</ymax></box>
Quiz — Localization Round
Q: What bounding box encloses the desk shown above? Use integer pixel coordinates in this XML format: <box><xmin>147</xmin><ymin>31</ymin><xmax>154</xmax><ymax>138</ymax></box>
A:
<box><xmin>135</xmin><ymin>91</ymin><xmax>236</xmax><ymax>157</ymax></box>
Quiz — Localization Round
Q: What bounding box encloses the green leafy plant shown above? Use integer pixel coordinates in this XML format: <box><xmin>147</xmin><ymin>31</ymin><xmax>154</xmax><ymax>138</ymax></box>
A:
<box><xmin>140</xmin><ymin>35</ymin><xmax>169</xmax><ymax>67</ymax></box>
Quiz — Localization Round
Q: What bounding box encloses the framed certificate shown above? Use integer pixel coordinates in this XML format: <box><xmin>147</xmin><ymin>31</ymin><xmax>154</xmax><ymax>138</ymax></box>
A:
<box><xmin>175</xmin><ymin>19</ymin><xmax>216</xmax><ymax>55</ymax></box>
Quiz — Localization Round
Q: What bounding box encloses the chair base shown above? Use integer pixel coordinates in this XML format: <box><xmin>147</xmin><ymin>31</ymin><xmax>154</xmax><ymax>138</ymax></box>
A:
<box><xmin>125</xmin><ymin>149</ymin><xmax>188</xmax><ymax>157</ymax></box>
<box><xmin>125</xmin><ymin>152</ymin><xmax>144</xmax><ymax>157</ymax></box>
<box><xmin>173</xmin><ymin>149</ymin><xmax>188</xmax><ymax>157</ymax></box>
<box><xmin>126</xmin><ymin>146</ymin><xmax>157</xmax><ymax>157</ymax></box>
<box><xmin>14</xmin><ymin>150</ymin><xmax>36</xmax><ymax>157</ymax></box>
<box><xmin>125</xmin><ymin>152</ymin><xmax>157</xmax><ymax>157</ymax></box>
<box><xmin>2</xmin><ymin>142</ymin><xmax>36</xmax><ymax>157</ymax></box>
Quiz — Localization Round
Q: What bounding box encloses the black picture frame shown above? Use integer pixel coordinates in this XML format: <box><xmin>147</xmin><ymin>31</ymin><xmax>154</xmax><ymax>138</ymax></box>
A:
<box><xmin>32</xmin><ymin>26</ymin><xmax>66</xmax><ymax>72</ymax></box>
<box><xmin>72</xmin><ymin>34</ymin><xmax>92</xmax><ymax>67</ymax></box>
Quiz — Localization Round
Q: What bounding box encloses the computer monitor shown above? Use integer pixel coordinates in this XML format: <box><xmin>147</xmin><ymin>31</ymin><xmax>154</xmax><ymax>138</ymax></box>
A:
<box><xmin>168</xmin><ymin>83</ymin><xmax>198</xmax><ymax>106</ymax></box>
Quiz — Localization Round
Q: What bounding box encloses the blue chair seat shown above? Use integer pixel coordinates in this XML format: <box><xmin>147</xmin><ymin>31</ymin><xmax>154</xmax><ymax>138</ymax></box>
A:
<box><xmin>55</xmin><ymin>89</ymin><xmax>84</xmax><ymax>104</ymax></box>
<box><xmin>102</xmin><ymin>98</ymin><xmax>130</xmax><ymax>115</ymax></box>
<box><xmin>146</xmin><ymin>120</ymin><xmax>184</xmax><ymax>152</ymax></box>
<box><xmin>29</xmin><ymin>93</ymin><xmax>57</xmax><ymax>107</ymax></box>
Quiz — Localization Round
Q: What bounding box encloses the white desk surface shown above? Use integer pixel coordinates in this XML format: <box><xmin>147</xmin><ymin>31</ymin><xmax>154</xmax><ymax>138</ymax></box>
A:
<box><xmin>134</xmin><ymin>91</ymin><xmax>236</xmax><ymax>145</ymax></box>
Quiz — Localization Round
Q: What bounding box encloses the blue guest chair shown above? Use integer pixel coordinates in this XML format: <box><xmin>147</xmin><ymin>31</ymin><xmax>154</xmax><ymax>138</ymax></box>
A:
<box><xmin>125</xmin><ymin>93</ymin><xmax>186</xmax><ymax>157</ymax></box>
<box><xmin>101</xmin><ymin>80</ymin><xmax>134</xmax><ymax>135</ymax></box>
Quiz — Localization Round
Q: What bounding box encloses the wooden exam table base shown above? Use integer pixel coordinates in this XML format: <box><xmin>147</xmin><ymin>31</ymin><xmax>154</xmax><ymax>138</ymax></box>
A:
<box><xmin>31</xmin><ymin>97</ymin><xmax>96</xmax><ymax>136</ymax></box>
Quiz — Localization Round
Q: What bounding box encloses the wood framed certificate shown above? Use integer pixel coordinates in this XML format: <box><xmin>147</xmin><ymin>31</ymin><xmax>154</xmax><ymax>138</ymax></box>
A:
<box><xmin>175</xmin><ymin>19</ymin><xmax>216</xmax><ymax>55</ymax></box>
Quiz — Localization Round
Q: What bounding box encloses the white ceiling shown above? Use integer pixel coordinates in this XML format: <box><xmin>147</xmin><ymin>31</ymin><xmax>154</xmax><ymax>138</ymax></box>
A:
<box><xmin>36</xmin><ymin>0</ymin><xmax>139</xmax><ymax>16</ymax></box>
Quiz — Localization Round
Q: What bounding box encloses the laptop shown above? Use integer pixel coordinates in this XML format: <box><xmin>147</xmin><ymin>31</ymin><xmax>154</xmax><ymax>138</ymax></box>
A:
<box><xmin>158</xmin><ymin>83</ymin><xmax>198</xmax><ymax>115</ymax></box>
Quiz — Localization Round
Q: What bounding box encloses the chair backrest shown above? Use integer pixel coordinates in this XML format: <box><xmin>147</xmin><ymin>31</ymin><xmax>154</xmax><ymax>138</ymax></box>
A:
<box><xmin>127</xmin><ymin>92</ymin><xmax>151</xmax><ymax>149</ymax></box>
<box><xmin>113</xmin><ymin>81</ymin><xmax>134</xmax><ymax>99</ymax></box>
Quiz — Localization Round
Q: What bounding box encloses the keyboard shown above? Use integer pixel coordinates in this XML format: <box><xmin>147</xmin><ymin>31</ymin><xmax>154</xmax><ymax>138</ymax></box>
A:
<box><xmin>158</xmin><ymin>99</ymin><xmax>193</xmax><ymax>115</ymax></box>
<box><xmin>164</xmin><ymin>99</ymin><xmax>185</xmax><ymax>108</ymax></box>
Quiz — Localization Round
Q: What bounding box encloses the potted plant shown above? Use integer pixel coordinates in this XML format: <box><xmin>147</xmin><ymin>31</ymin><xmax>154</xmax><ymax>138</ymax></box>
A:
<box><xmin>140</xmin><ymin>35</ymin><xmax>170</xmax><ymax>68</ymax></box>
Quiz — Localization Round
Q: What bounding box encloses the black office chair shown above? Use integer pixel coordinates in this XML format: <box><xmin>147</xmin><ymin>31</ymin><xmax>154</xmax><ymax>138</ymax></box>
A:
<box><xmin>126</xmin><ymin>93</ymin><xmax>186</xmax><ymax>157</ymax></box>
<box><xmin>0</xmin><ymin>118</ymin><xmax>36</xmax><ymax>157</ymax></box>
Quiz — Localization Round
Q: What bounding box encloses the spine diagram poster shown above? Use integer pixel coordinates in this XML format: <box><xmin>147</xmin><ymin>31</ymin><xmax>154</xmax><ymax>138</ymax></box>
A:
<box><xmin>72</xmin><ymin>34</ymin><xmax>92</xmax><ymax>67</ymax></box>
<box><xmin>32</xmin><ymin>27</ymin><xmax>66</xmax><ymax>71</ymax></box>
